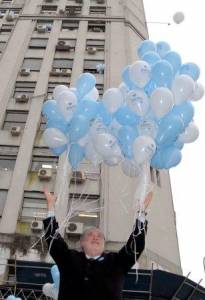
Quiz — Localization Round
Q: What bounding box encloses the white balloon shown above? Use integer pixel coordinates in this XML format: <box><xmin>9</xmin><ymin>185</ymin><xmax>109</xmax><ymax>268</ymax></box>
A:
<box><xmin>90</xmin><ymin>119</ymin><xmax>108</xmax><ymax>137</ymax></box>
<box><xmin>133</xmin><ymin>136</ymin><xmax>156</xmax><ymax>164</ymax></box>
<box><xmin>121</xmin><ymin>159</ymin><xmax>142</xmax><ymax>177</ymax></box>
<box><xmin>94</xmin><ymin>133</ymin><xmax>121</xmax><ymax>158</ymax></box>
<box><xmin>178</xmin><ymin>122</ymin><xmax>199</xmax><ymax>143</ymax></box>
<box><xmin>85</xmin><ymin>141</ymin><xmax>103</xmax><ymax>166</ymax></box>
<box><xmin>102</xmin><ymin>88</ymin><xmax>124</xmax><ymax>113</ymax></box>
<box><xmin>191</xmin><ymin>82</ymin><xmax>204</xmax><ymax>101</ymax></box>
<box><xmin>104</xmin><ymin>155</ymin><xmax>122</xmax><ymax>166</ymax></box>
<box><xmin>109</xmin><ymin>119</ymin><xmax>122</xmax><ymax>137</ymax></box>
<box><xmin>126</xmin><ymin>89</ymin><xmax>149</xmax><ymax>116</ymax></box>
<box><xmin>137</xmin><ymin>118</ymin><xmax>158</xmax><ymax>139</ymax></box>
<box><xmin>53</xmin><ymin>85</ymin><xmax>69</xmax><ymax>99</ymax></box>
<box><xmin>129</xmin><ymin>61</ymin><xmax>151</xmax><ymax>88</ymax></box>
<box><xmin>78</xmin><ymin>133</ymin><xmax>89</xmax><ymax>147</ymax></box>
<box><xmin>43</xmin><ymin>128</ymin><xmax>68</xmax><ymax>148</ymax></box>
<box><xmin>42</xmin><ymin>283</ymin><xmax>54</xmax><ymax>298</ymax></box>
<box><xmin>118</xmin><ymin>82</ymin><xmax>130</xmax><ymax>100</ymax></box>
<box><xmin>173</xmin><ymin>12</ymin><xmax>185</xmax><ymax>24</ymax></box>
<box><xmin>150</xmin><ymin>87</ymin><xmax>174</xmax><ymax>118</ymax></box>
<box><xmin>172</xmin><ymin>75</ymin><xmax>195</xmax><ymax>104</ymax></box>
<box><xmin>56</xmin><ymin>91</ymin><xmax>77</xmax><ymax>122</ymax></box>
<box><xmin>85</xmin><ymin>87</ymin><xmax>99</xmax><ymax>100</ymax></box>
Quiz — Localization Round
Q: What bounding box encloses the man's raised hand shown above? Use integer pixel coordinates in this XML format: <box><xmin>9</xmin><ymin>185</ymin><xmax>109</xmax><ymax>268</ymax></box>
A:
<box><xmin>44</xmin><ymin>188</ymin><xmax>56</xmax><ymax>211</ymax></box>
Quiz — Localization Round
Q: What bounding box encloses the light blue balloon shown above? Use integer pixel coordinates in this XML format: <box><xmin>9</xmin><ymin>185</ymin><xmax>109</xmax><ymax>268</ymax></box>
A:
<box><xmin>164</xmin><ymin>51</ymin><xmax>182</xmax><ymax>75</ymax></box>
<box><xmin>161</xmin><ymin>146</ymin><xmax>182</xmax><ymax>169</ymax></box>
<box><xmin>172</xmin><ymin>101</ymin><xmax>194</xmax><ymax>129</ymax></box>
<box><xmin>77</xmin><ymin>99</ymin><xmax>99</xmax><ymax>120</ymax></box>
<box><xmin>151</xmin><ymin>149</ymin><xmax>164</xmax><ymax>169</ymax></box>
<box><xmin>151</xmin><ymin>146</ymin><xmax>182</xmax><ymax>169</ymax></box>
<box><xmin>97</xmin><ymin>102</ymin><xmax>112</xmax><ymax>126</ymax></box>
<box><xmin>152</xmin><ymin>60</ymin><xmax>174</xmax><ymax>88</ymax></box>
<box><xmin>118</xmin><ymin>126</ymin><xmax>138</xmax><ymax>158</ymax></box>
<box><xmin>6</xmin><ymin>296</ymin><xmax>16</xmax><ymax>300</ymax></box>
<box><xmin>42</xmin><ymin>100</ymin><xmax>63</xmax><ymax>123</ymax></box>
<box><xmin>69</xmin><ymin>114</ymin><xmax>90</xmax><ymax>142</ymax></box>
<box><xmin>174</xmin><ymin>139</ymin><xmax>184</xmax><ymax>150</ymax></box>
<box><xmin>156</xmin><ymin>113</ymin><xmax>184</xmax><ymax>146</ymax></box>
<box><xmin>137</xmin><ymin>40</ymin><xmax>156</xmax><ymax>59</ymax></box>
<box><xmin>156</xmin><ymin>41</ymin><xmax>171</xmax><ymax>58</ymax></box>
<box><xmin>51</xmin><ymin>265</ymin><xmax>60</xmax><ymax>289</ymax></box>
<box><xmin>179</xmin><ymin>62</ymin><xmax>200</xmax><ymax>81</ymax></box>
<box><xmin>118</xmin><ymin>126</ymin><xmax>138</xmax><ymax>145</ymax></box>
<box><xmin>46</xmin><ymin>120</ymin><xmax>69</xmax><ymax>135</ymax></box>
<box><xmin>68</xmin><ymin>144</ymin><xmax>85</xmax><ymax>170</ymax></box>
<box><xmin>142</xmin><ymin>51</ymin><xmax>161</xmax><ymax>66</ymax></box>
<box><xmin>144</xmin><ymin>80</ymin><xmax>157</xmax><ymax>97</ymax></box>
<box><xmin>76</xmin><ymin>73</ymin><xmax>96</xmax><ymax>99</ymax></box>
<box><xmin>115</xmin><ymin>106</ymin><xmax>139</xmax><ymax>126</ymax></box>
<box><xmin>50</xmin><ymin>144</ymin><xmax>67</xmax><ymax>156</ymax></box>
<box><xmin>122</xmin><ymin>65</ymin><xmax>137</xmax><ymax>90</ymax></box>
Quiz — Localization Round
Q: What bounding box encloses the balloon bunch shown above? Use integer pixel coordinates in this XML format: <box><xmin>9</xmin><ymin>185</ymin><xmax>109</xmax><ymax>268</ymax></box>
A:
<box><xmin>42</xmin><ymin>40</ymin><xmax>204</xmax><ymax>176</ymax></box>
<box><xmin>42</xmin><ymin>265</ymin><xmax>59</xmax><ymax>300</ymax></box>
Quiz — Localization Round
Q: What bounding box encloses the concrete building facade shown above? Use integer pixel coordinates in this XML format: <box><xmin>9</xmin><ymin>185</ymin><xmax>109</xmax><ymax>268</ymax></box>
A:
<box><xmin>0</xmin><ymin>0</ymin><xmax>182</xmax><ymax>282</ymax></box>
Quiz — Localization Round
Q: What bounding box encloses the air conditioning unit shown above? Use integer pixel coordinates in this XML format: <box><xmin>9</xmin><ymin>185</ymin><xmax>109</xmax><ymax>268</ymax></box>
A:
<box><xmin>66</xmin><ymin>7</ymin><xmax>77</xmax><ymax>16</ymax></box>
<box><xmin>15</xmin><ymin>94</ymin><xmax>29</xmax><ymax>103</ymax></box>
<box><xmin>20</xmin><ymin>68</ymin><xmax>30</xmax><ymax>76</ymax></box>
<box><xmin>10</xmin><ymin>126</ymin><xmax>21</xmax><ymax>136</ymax></box>
<box><xmin>38</xmin><ymin>168</ymin><xmax>52</xmax><ymax>180</ymax></box>
<box><xmin>36</xmin><ymin>25</ymin><xmax>47</xmax><ymax>33</ymax></box>
<box><xmin>31</xmin><ymin>220</ymin><xmax>43</xmax><ymax>232</ymax></box>
<box><xmin>70</xmin><ymin>171</ymin><xmax>86</xmax><ymax>184</ymax></box>
<box><xmin>87</xmin><ymin>47</ymin><xmax>97</xmax><ymax>55</ymax></box>
<box><xmin>58</xmin><ymin>9</ymin><xmax>65</xmax><ymax>15</ymax></box>
<box><xmin>6</xmin><ymin>11</ymin><xmax>15</xmax><ymax>22</ymax></box>
<box><xmin>66</xmin><ymin>222</ymin><xmax>83</xmax><ymax>235</ymax></box>
<box><xmin>97</xmin><ymin>0</ymin><xmax>105</xmax><ymax>3</ymax></box>
<box><xmin>56</xmin><ymin>40</ymin><xmax>71</xmax><ymax>51</ymax></box>
<box><xmin>92</xmin><ymin>27</ymin><xmax>102</xmax><ymax>32</ymax></box>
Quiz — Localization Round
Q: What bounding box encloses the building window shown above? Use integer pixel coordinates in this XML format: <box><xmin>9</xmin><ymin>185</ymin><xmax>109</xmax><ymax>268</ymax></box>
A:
<box><xmin>53</xmin><ymin>58</ymin><xmax>73</xmax><ymax>70</ymax></box>
<box><xmin>89</xmin><ymin>6</ymin><xmax>106</xmax><ymax>15</ymax></box>
<box><xmin>21</xmin><ymin>191</ymin><xmax>47</xmax><ymax>220</ymax></box>
<box><xmin>0</xmin><ymin>24</ymin><xmax>14</xmax><ymax>33</ymax></box>
<box><xmin>65</xmin><ymin>6</ymin><xmax>82</xmax><ymax>16</ymax></box>
<box><xmin>13</xmin><ymin>81</ymin><xmax>36</xmax><ymax>98</ymax></box>
<box><xmin>68</xmin><ymin>194</ymin><xmax>100</xmax><ymax>229</ymax></box>
<box><xmin>30</xmin><ymin>155</ymin><xmax>58</xmax><ymax>172</ymax></box>
<box><xmin>84</xmin><ymin>60</ymin><xmax>104</xmax><ymax>74</ymax></box>
<box><xmin>156</xmin><ymin>170</ymin><xmax>161</xmax><ymax>187</ymax></box>
<box><xmin>86</xmin><ymin>39</ymin><xmax>105</xmax><ymax>51</ymax></box>
<box><xmin>0</xmin><ymin>9</ymin><xmax>7</xmax><ymax>17</ymax></box>
<box><xmin>47</xmin><ymin>82</ymin><xmax>69</xmax><ymax>98</ymax></box>
<box><xmin>61</xmin><ymin>20</ymin><xmax>79</xmax><ymax>31</ymax></box>
<box><xmin>0</xmin><ymin>190</ymin><xmax>7</xmax><ymax>217</ymax></box>
<box><xmin>0</xmin><ymin>145</ymin><xmax>18</xmax><ymax>170</ymax></box>
<box><xmin>41</xmin><ymin>5</ymin><xmax>58</xmax><ymax>13</ymax></box>
<box><xmin>0</xmin><ymin>41</ymin><xmax>6</xmax><ymax>54</ymax></box>
<box><xmin>2</xmin><ymin>110</ymin><xmax>28</xmax><ymax>130</ymax></box>
<box><xmin>29</xmin><ymin>38</ymin><xmax>48</xmax><ymax>49</ymax></box>
<box><xmin>35</xmin><ymin>20</ymin><xmax>53</xmax><ymax>32</ymax></box>
<box><xmin>22</xmin><ymin>58</ymin><xmax>42</xmax><ymax>72</ymax></box>
<box><xmin>96</xmin><ymin>84</ymin><xmax>104</xmax><ymax>96</ymax></box>
<box><xmin>2</xmin><ymin>0</ymin><xmax>13</xmax><ymax>3</ymax></box>
<box><xmin>88</xmin><ymin>21</ymin><xmax>105</xmax><ymax>32</ymax></box>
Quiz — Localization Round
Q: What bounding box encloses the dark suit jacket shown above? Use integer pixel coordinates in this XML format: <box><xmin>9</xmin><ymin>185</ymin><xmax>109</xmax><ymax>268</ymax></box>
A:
<box><xmin>43</xmin><ymin>217</ymin><xmax>146</xmax><ymax>300</ymax></box>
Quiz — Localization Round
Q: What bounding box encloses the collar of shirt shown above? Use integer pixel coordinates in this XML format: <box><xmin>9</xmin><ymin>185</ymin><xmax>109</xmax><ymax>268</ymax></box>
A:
<box><xmin>85</xmin><ymin>255</ymin><xmax>100</xmax><ymax>260</ymax></box>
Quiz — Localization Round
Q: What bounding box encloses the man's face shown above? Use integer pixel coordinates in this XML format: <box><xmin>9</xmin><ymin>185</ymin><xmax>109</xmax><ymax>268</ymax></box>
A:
<box><xmin>81</xmin><ymin>228</ymin><xmax>105</xmax><ymax>257</ymax></box>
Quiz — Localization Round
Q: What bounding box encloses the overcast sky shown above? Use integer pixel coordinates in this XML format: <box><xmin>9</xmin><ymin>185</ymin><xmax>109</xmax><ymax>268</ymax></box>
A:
<box><xmin>143</xmin><ymin>0</ymin><xmax>205</xmax><ymax>286</ymax></box>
